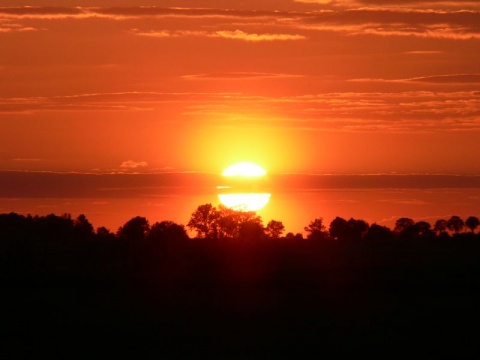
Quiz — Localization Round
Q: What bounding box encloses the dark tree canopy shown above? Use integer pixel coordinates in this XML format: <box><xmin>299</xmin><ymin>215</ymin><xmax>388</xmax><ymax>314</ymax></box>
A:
<box><xmin>74</xmin><ymin>214</ymin><xmax>94</xmax><ymax>240</ymax></box>
<box><xmin>447</xmin><ymin>216</ymin><xmax>464</xmax><ymax>234</ymax></box>
<box><xmin>187</xmin><ymin>203</ymin><xmax>219</xmax><ymax>239</ymax></box>
<box><xmin>329</xmin><ymin>217</ymin><xmax>349</xmax><ymax>241</ymax></box>
<box><xmin>149</xmin><ymin>221</ymin><xmax>188</xmax><ymax>242</ymax></box>
<box><xmin>394</xmin><ymin>217</ymin><xmax>415</xmax><ymax>236</ymax></box>
<box><xmin>434</xmin><ymin>219</ymin><xmax>448</xmax><ymax>235</ymax></box>
<box><xmin>365</xmin><ymin>224</ymin><xmax>393</xmax><ymax>242</ymax></box>
<box><xmin>265</xmin><ymin>220</ymin><xmax>285</xmax><ymax>239</ymax></box>
<box><xmin>304</xmin><ymin>218</ymin><xmax>328</xmax><ymax>241</ymax></box>
<box><xmin>466</xmin><ymin>216</ymin><xmax>480</xmax><ymax>233</ymax></box>
<box><xmin>117</xmin><ymin>216</ymin><xmax>150</xmax><ymax>241</ymax></box>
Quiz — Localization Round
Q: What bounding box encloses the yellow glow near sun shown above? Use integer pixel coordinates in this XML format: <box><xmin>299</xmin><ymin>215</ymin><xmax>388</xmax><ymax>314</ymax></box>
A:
<box><xmin>222</xmin><ymin>162</ymin><xmax>266</xmax><ymax>177</ymax></box>
<box><xmin>218</xmin><ymin>193</ymin><xmax>271</xmax><ymax>212</ymax></box>
<box><xmin>219</xmin><ymin>162</ymin><xmax>270</xmax><ymax>211</ymax></box>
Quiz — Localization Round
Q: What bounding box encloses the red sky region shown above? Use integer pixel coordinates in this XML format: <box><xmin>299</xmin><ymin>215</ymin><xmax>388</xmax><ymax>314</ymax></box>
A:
<box><xmin>1</xmin><ymin>1</ymin><xmax>480</xmax><ymax>175</ymax></box>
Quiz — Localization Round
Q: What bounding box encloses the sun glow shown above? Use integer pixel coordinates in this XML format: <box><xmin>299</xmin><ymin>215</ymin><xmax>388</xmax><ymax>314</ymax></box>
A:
<box><xmin>222</xmin><ymin>162</ymin><xmax>266</xmax><ymax>177</ymax></box>
<box><xmin>218</xmin><ymin>193</ymin><xmax>271</xmax><ymax>212</ymax></box>
<box><xmin>219</xmin><ymin>162</ymin><xmax>270</xmax><ymax>211</ymax></box>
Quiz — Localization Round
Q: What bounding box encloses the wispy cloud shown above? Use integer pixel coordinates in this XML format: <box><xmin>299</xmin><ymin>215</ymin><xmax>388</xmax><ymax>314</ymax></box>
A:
<box><xmin>214</xmin><ymin>29</ymin><xmax>305</xmax><ymax>41</ymax></box>
<box><xmin>295</xmin><ymin>0</ymin><xmax>480</xmax><ymax>10</ymax></box>
<box><xmin>120</xmin><ymin>160</ymin><xmax>148</xmax><ymax>169</ymax></box>
<box><xmin>131</xmin><ymin>29</ymin><xmax>305</xmax><ymax>41</ymax></box>
<box><xmin>349</xmin><ymin>74</ymin><xmax>480</xmax><ymax>84</ymax></box>
<box><xmin>407</xmin><ymin>74</ymin><xmax>480</xmax><ymax>83</ymax></box>
<box><xmin>2</xmin><ymin>91</ymin><xmax>479</xmax><ymax>133</ymax></box>
<box><xmin>1</xmin><ymin>6</ymin><xmax>479</xmax><ymax>41</ymax></box>
<box><xmin>180</xmin><ymin>91</ymin><xmax>480</xmax><ymax>133</ymax></box>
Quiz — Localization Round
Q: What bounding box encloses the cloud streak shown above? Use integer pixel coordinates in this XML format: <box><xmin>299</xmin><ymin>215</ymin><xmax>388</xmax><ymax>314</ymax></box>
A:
<box><xmin>1</xmin><ymin>5</ymin><xmax>479</xmax><ymax>41</ymax></box>
<box><xmin>214</xmin><ymin>29</ymin><xmax>305</xmax><ymax>41</ymax></box>
<box><xmin>131</xmin><ymin>29</ymin><xmax>305</xmax><ymax>41</ymax></box>
<box><xmin>120</xmin><ymin>160</ymin><xmax>148</xmax><ymax>169</ymax></box>
<box><xmin>2</xmin><ymin>91</ymin><xmax>479</xmax><ymax>134</ymax></box>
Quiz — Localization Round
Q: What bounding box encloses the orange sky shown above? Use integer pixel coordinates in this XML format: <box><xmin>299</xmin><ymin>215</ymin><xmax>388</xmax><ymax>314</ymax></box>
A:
<box><xmin>1</xmin><ymin>1</ymin><xmax>480</xmax><ymax>175</ymax></box>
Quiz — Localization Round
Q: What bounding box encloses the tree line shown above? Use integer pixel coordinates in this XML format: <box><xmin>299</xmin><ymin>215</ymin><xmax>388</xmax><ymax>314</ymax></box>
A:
<box><xmin>2</xmin><ymin>204</ymin><xmax>480</xmax><ymax>355</ymax></box>
<box><xmin>0</xmin><ymin>203</ymin><xmax>479</xmax><ymax>244</ymax></box>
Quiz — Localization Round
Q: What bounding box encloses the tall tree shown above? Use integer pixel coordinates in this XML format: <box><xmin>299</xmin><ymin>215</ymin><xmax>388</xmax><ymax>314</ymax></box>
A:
<box><xmin>304</xmin><ymin>218</ymin><xmax>328</xmax><ymax>240</ymax></box>
<box><xmin>265</xmin><ymin>220</ymin><xmax>285</xmax><ymax>239</ymax></box>
<box><xmin>148</xmin><ymin>221</ymin><xmax>189</xmax><ymax>242</ymax></box>
<box><xmin>346</xmin><ymin>218</ymin><xmax>369</xmax><ymax>241</ymax></box>
<box><xmin>215</xmin><ymin>205</ymin><xmax>264</xmax><ymax>240</ymax></box>
<box><xmin>187</xmin><ymin>204</ymin><xmax>219</xmax><ymax>239</ymax></box>
<box><xmin>413</xmin><ymin>221</ymin><xmax>434</xmax><ymax>240</ymax></box>
<box><xmin>329</xmin><ymin>217</ymin><xmax>348</xmax><ymax>241</ymax></box>
<box><xmin>434</xmin><ymin>219</ymin><xmax>448</xmax><ymax>235</ymax></box>
<box><xmin>465</xmin><ymin>216</ymin><xmax>480</xmax><ymax>233</ymax></box>
<box><xmin>447</xmin><ymin>215</ymin><xmax>464</xmax><ymax>234</ymax></box>
<box><xmin>365</xmin><ymin>224</ymin><xmax>393</xmax><ymax>242</ymax></box>
<box><xmin>74</xmin><ymin>214</ymin><xmax>94</xmax><ymax>240</ymax></box>
<box><xmin>394</xmin><ymin>217</ymin><xmax>415</xmax><ymax>239</ymax></box>
<box><xmin>117</xmin><ymin>216</ymin><xmax>150</xmax><ymax>241</ymax></box>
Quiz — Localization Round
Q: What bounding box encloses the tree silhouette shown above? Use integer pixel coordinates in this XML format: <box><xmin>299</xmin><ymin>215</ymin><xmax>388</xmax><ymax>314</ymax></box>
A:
<box><xmin>117</xmin><ymin>216</ymin><xmax>150</xmax><ymax>241</ymax></box>
<box><xmin>285</xmin><ymin>232</ymin><xmax>303</xmax><ymax>240</ymax></box>
<box><xmin>187</xmin><ymin>203</ymin><xmax>219</xmax><ymax>239</ymax></box>
<box><xmin>238</xmin><ymin>221</ymin><xmax>265</xmax><ymax>241</ymax></box>
<box><xmin>394</xmin><ymin>217</ymin><xmax>415</xmax><ymax>239</ymax></box>
<box><xmin>74</xmin><ymin>214</ymin><xmax>94</xmax><ymax>240</ymax></box>
<box><xmin>304</xmin><ymin>218</ymin><xmax>328</xmax><ymax>240</ymax></box>
<box><xmin>36</xmin><ymin>213</ymin><xmax>75</xmax><ymax>242</ymax></box>
<box><xmin>216</xmin><ymin>205</ymin><xmax>264</xmax><ymax>240</ymax></box>
<box><xmin>148</xmin><ymin>221</ymin><xmax>188</xmax><ymax>242</ymax></box>
<box><xmin>434</xmin><ymin>219</ymin><xmax>448</xmax><ymax>236</ymax></box>
<box><xmin>265</xmin><ymin>220</ymin><xmax>285</xmax><ymax>239</ymax></box>
<box><xmin>329</xmin><ymin>217</ymin><xmax>349</xmax><ymax>241</ymax></box>
<box><xmin>447</xmin><ymin>215</ymin><xmax>464</xmax><ymax>234</ymax></box>
<box><xmin>346</xmin><ymin>218</ymin><xmax>369</xmax><ymax>241</ymax></box>
<box><xmin>413</xmin><ymin>221</ymin><xmax>434</xmax><ymax>240</ymax></box>
<box><xmin>365</xmin><ymin>223</ymin><xmax>393</xmax><ymax>242</ymax></box>
<box><xmin>465</xmin><ymin>216</ymin><xmax>480</xmax><ymax>233</ymax></box>
<box><xmin>215</xmin><ymin>205</ymin><xmax>240</xmax><ymax>239</ymax></box>
<box><xmin>96</xmin><ymin>226</ymin><xmax>115</xmax><ymax>241</ymax></box>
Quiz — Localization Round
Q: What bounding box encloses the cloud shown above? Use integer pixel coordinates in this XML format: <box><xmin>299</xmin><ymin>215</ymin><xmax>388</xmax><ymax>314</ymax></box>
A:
<box><xmin>404</xmin><ymin>50</ymin><xmax>444</xmax><ymax>54</ymax></box>
<box><xmin>2</xmin><ymin>6</ymin><xmax>479</xmax><ymax>41</ymax></box>
<box><xmin>0</xmin><ymin>25</ymin><xmax>39</xmax><ymax>33</ymax></box>
<box><xmin>349</xmin><ymin>74</ymin><xmax>480</xmax><ymax>84</ymax></box>
<box><xmin>182</xmin><ymin>72</ymin><xmax>303</xmax><ymax>80</ymax></box>
<box><xmin>0</xmin><ymin>91</ymin><xmax>247</xmax><ymax>114</ymax></box>
<box><xmin>130</xmin><ymin>29</ymin><xmax>208</xmax><ymax>38</ymax></box>
<box><xmin>2</xmin><ymin>91</ymin><xmax>479</xmax><ymax>133</ymax></box>
<box><xmin>295</xmin><ymin>0</ymin><xmax>480</xmax><ymax>10</ymax></box>
<box><xmin>407</xmin><ymin>74</ymin><xmax>480</xmax><ymax>84</ymax></box>
<box><xmin>0</xmin><ymin>6</ymin><xmax>288</xmax><ymax>21</ymax></box>
<box><xmin>214</xmin><ymin>29</ymin><xmax>305</xmax><ymax>41</ymax></box>
<box><xmin>120</xmin><ymin>160</ymin><xmax>148</xmax><ymax>169</ymax></box>
<box><xmin>182</xmin><ymin>91</ymin><xmax>480</xmax><ymax>133</ymax></box>
<box><xmin>131</xmin><ymin>29</ymin><xmax>305</xmax><ymax>41</ymax></box>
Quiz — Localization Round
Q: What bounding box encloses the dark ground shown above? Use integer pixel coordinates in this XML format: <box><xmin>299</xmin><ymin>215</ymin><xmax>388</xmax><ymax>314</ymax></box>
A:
<box><xmin>2</xmin><ymin>239</ymin><xmax>480</xmax><ymax>358</ymax></box>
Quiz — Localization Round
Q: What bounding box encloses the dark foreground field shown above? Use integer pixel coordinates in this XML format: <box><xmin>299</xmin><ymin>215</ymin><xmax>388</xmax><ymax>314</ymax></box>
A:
<box><xmin>2</xmin><ymin>236</ymin><xmax>480</xmax><ymax>358</ymax></box>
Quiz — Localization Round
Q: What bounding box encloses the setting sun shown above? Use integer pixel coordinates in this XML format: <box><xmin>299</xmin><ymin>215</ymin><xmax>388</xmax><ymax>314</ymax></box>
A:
<box><xmin>219</xmin><ymin>162</ymin><xmax>270</xmax><ymax>211</ymax></box>
<box><xmin>218</xmin><ymin>193</ymin><xmax>271</xmax><ymax>212</ymax></box>
<box><xmin>222</xmin><ymin>162</ymin><xmax>266</xmax><ymax>177</ymax></box>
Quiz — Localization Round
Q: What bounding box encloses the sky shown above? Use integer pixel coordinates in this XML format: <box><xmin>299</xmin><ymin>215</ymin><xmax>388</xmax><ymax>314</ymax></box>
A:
<box><xmin>1</xmin><ymin>1</ymin><xmax>480</xmax><ymax>232</ymax></box>
<box><xmin>1</xmin><ymin>0</ymin><xmax>480</xmax><ymax>176</ymax></box>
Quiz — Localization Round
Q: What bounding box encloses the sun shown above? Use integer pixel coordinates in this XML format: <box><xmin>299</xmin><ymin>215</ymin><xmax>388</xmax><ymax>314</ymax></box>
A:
<box><xmin>222</xmin><ymin>162</ymin><xmax>266</xmax><ymax>177</ymax></box>
<box><xmin>218</xmin><ymin>193</ymin><xmax>271</xmax><ymax>212</ymax></box>
<box><xmin>218</xmin><ymin>162</ymin><xmax>270</xmax><ymax>211</ymax></box>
